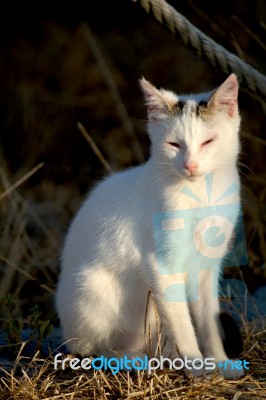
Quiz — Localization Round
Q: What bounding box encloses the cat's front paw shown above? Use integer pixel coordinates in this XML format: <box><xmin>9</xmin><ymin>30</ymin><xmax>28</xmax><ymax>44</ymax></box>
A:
<box><xmin>184</xmin><ymin>359</ymin><xmax>216</xmax><ymax>380</ymax></box>
<box><xmin>217</xmin><ymin>359</ymin><xmax>244</xmax><ymax>379</ymax></box>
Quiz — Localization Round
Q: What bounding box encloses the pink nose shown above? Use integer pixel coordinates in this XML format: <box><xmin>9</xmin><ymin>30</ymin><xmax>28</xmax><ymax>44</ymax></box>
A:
<box><xmin>184</xmin><ymin>161</ymin><xmax>198</xmax><ymax>173</ymax></box>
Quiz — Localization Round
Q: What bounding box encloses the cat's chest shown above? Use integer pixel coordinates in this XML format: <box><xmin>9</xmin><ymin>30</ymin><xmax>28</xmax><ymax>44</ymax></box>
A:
<box><xmin>151</xmin><ymin>174</ymin><xmax>240</xmax><ymax>267</ymax></box>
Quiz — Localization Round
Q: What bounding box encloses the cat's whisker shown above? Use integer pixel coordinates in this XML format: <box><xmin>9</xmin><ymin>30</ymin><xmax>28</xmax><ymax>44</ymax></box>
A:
<box><xmin>142</xmin><ymin>170</ymin><xmax>176</xmax><ymax>190</ymax></box>
<box><xmin>236</xmin><ymin>161</ymin><xmax>254</xmax><ymax>175</ymax></box>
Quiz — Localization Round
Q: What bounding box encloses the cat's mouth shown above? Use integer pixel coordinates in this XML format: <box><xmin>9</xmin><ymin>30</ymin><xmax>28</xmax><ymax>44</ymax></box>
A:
<box><xmin>185</xmin><ymin>172</ymin><xmax>204</xmax><ymax>181</ymax></box>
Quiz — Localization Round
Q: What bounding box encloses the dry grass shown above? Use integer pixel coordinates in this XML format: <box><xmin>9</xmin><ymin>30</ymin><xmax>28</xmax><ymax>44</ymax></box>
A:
<box><xmin>0</xmin><ymin>319</ymin><xmax>266</xmax><ymax>400</ymax></box>
<box><xmin>0</xmin><ymin>166</ymin><xmax>60</xmax><ymax>310</ymax></box>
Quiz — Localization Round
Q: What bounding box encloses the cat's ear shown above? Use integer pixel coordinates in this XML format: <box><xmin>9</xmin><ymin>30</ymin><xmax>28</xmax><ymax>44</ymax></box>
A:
<box><xmin>139</xmin><ymin>78</ymin><xmax>170</xmax><ymax>121</ymax></box>
<box><xmin>209</xmin><ymin>74</ymin><xmax>239</xmax><ymax>117</ymax></box>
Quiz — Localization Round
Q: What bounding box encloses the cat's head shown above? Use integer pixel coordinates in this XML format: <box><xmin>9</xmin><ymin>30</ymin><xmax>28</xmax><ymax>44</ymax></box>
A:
<box><xmin>140</xmin><ymin>75</ymin><xmax>240</xmax><ymax>180</ymax></box>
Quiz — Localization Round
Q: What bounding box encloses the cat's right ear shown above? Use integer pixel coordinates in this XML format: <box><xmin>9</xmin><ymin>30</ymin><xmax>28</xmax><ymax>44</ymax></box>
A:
<box><xmin>139</xmin><ymin>78</ymin><xmax>169</xmax><ymax>121</ymax></box>
<box><xmin>208</xmin><ymin>74</ymin><xmax>239</xmax><ymax>117</ymax></box>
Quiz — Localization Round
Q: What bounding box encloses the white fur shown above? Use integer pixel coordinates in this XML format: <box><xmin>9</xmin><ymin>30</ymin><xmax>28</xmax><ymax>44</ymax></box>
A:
<box><xmin>56</xmin><ymin>75</ymin><xmax>243</xmax><ymax>378</ymax></box>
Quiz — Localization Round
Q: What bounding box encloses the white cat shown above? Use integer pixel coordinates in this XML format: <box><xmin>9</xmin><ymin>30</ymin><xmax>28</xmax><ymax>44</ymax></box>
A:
<box><xmin>56</xmin><ymin>74</ymin><xmax>244</xmax><ymax>379</ymax></box>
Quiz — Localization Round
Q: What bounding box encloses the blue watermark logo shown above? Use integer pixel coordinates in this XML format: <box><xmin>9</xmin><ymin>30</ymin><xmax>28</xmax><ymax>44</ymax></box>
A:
<box><xmin>152</xmin><ymin>174</ymin><xmax>248</xmax><ymax>302</ymax></box>
<box><xmin>53</xmin><ymin>353</ymin><xmax>250</xmax><ymax>375</ymax></box>
<box><xmin>217</xmin><ymin>359</ymin><xmax>249</xmax><ymax>371</ymax></box>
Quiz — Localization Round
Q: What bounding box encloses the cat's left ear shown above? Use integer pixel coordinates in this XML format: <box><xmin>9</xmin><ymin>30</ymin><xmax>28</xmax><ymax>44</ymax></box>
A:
<box><xmin>139</xmin><ymin>77</ymin><xmax>171</xmax><ymax>121</ymax></box>
<box><xmin>209</xmin><ymin>74</ymin><xmax>239</xmax><ymax>117</ymax></box>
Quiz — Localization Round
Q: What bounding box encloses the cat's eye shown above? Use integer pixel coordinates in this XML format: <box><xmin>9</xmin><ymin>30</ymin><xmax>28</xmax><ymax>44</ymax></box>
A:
<box><xmin>168</xmin><ymin>142</ymin><xmax>180</xmax><ymax>149</ymax></box>
<box><xmin>201</xmin><ymin>138</ymin><xmax>214</xmax><ymax>146</ymax></box>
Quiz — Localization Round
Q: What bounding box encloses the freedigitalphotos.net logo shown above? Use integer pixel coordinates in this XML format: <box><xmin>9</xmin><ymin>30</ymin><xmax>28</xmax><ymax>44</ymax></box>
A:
<box><xmin>53</xmin><ymin>353</ymin><xmax>250</xmax><ymax>375</ymax></box>
<box><xmin>152</xmin><ymin>173</ymin><xmax>248</xmax><ymax>302</ymax></box>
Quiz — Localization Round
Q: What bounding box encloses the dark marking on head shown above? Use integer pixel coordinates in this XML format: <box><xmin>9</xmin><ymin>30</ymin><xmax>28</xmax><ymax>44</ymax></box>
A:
<box><xmin>199</xmin><ymin>100</ymin><xmax>208</xmax><ymax>107</ymax></box>
<box><xmin>170</xmin><ymin>100</ymin><xmax>186</xmax><ymax>115</ymax></box>
<box><xmin>177</xmin><ymin>100</ymin><xmax>185</xmax><ymax>111</ymax></box>
<box><xmin>196</xmin><ymin>99</ymin><xmax>213</xmax><ymax>119</ymax></box>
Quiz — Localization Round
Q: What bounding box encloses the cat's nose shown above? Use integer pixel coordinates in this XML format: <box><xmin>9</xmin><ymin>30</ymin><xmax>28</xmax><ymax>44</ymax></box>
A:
<box><xmin>184</xmin><ymin>161</ymin><xmax>198</xmax><ymax>173</ymax></box>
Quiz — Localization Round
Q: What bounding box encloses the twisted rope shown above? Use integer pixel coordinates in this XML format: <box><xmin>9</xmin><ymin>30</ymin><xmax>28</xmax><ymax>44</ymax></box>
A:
<box><xmin>133</xmin><ymin>0</ymin><xmax>266</xmax><ymax>104</ymax></box>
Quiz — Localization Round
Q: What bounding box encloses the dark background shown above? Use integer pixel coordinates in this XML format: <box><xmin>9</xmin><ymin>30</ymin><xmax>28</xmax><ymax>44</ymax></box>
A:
<box><xmin>0</xmin><ymin>0</ymin><xmax>265</xmax><ymax>326</ymax></box>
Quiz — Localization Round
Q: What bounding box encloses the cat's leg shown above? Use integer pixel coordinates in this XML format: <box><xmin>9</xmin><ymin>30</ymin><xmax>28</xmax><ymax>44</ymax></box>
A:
<box><xmin>142</xmin><ymin>253</ymin><xmax>208</xmax><ymax>377</ymax></box>
<box><xmin>100</xmin><ymin>280</ymin><xmax>158</xmax><ymax>371</ymax></box>
<box><xmin>57</xmin><ymin>265</ymin><xmax>158</xmax><ymax>358</ymax></box>
<box><xmin>189</xmin><ymin>269</ymin><xmax>244</xmax><ymax>379</ymax></box>
<box><xmin>57</xmin><ymin>266</ymin><xmax>131</xmax><ymax>356</ymax></box>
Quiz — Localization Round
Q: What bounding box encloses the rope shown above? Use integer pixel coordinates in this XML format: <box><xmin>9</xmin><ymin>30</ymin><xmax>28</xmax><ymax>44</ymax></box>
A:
<box><xmin>132</xmin><ymin>0</ymin><xmax>266</xmax><ymax>104</ymax></box>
